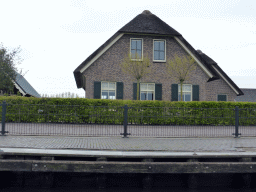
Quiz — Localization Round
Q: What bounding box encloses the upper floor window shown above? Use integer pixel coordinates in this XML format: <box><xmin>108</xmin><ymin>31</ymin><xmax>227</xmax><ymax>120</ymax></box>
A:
<box><xmin>140</xmin><ymin>83</ymin><xmax>155</xmax><ymax>100</ymax></box>
<box><xmin>154</xmin><ymin>40</ymin><xmax>165</xmax><ymax>61</ymax></box>
<box><xmin>131</xmin><ymin>39</ymin><xmax>142</xmax><ymax>60</ymax></box>
<box><xmin>178</xmin><ymin>84</ymin><xmax>192</xmax><ymax>101</ymax></box>
<box><xmin>101</xmin><ymin>82</ymin><xmax>116</xmax><ymax>99</ymax></box>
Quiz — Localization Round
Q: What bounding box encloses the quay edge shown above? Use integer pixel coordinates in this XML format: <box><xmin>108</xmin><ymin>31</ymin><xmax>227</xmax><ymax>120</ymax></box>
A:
<box><xmin>0</xmin><ymin>148</ymin><xmax>256</xmax><ymax>174</ymax></box>
<box><xmin>1</xmin><ymin>148</ymin><xmax>256</xmax><ymax>189</ymax></box>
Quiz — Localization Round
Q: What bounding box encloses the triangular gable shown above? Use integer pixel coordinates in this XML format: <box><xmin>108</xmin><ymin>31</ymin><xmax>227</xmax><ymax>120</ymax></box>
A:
<box><xmin>74</xmin><ymin>11</ymin><xmax>215</xmax><ymax>88</ymax></box>
<box><xmin>74</xmin><ymin>10</ymin><xmax>243</xmax><ymax>96</ymax></box>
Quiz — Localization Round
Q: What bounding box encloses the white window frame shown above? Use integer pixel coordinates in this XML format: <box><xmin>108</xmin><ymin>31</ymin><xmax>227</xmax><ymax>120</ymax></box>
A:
<box><xmin>140</xmin><ymin>83</ymin><xmax>155</xmax><ymax>101</ymax></box>
<box><xmin>178</xmin><ymin>84</ymin><xmax>192</xmax><ymax>101</ymax></box>
<box><xmin>101</xmin><ymin>81</ymin><xmax>116</xmax><ymax>100</ymax></box>
<box><xmin>153</xmin><ymin>39</ymin><xmax>166</xmax><ymax>62</ymax></box>
<box><xmin>217</xmin><ymin>94</ymin><xmax>228</xmax><ymax>101</ymax></box>
<box><xmin>130</xmin><ymin>38</ymin><xmax>143</xmax><ymax>61</ymax></box>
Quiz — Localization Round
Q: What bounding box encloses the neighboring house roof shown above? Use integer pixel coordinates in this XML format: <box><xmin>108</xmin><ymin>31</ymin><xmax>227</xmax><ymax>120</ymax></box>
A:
<box><xmin>235</xmin><ymin>89</ymin><xmax>256</xmax><ymax>102</ymax></box>
<box><xmin>73</xmin><ymin>10</ymin><xmax>243</xmax><ymax>96</ymax></box>
<box><xmin>13</xmin><ymin>72</ymin><xmax>41</xmax><ymax>98</ymax></box>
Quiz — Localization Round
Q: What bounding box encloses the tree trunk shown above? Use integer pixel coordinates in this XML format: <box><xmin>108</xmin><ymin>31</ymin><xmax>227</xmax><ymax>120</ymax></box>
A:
<box><xmin>137</xmin><ymin>79</ymin><xmax>140</xmax><ymax>100</ymax></box>
<box><xmin>180</xmin><ymin>81</ymin><xmax>183</xmax><ymax>101</ymax></box>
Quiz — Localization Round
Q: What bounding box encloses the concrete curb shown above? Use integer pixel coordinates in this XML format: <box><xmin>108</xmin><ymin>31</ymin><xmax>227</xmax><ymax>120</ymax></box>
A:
<box><xmin>1</xmin><ymin>148</ymin><xmax>256</xmax><ymax>158</ymax></box>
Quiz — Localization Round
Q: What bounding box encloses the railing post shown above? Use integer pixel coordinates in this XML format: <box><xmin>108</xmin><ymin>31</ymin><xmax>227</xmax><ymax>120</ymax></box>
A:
<box><xmin>120</xmin><ymin>105</ymin><xmax>130</xmax><ymax>138</ymax></box>
<box><xmin>1</xmin><ymin>101</ymin><xmax>7</xmax><ymax>136</ymax></box>
<box><xmin>233</xmin><ymin>106</ymin><xmax>241</xmax><ymax>138</ymax></box>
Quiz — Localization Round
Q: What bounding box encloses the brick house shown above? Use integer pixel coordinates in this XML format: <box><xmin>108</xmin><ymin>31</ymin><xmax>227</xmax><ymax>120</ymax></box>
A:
<box><xmin>74</xmin><ymin>10</ymin><xmax>243</xmax><ymax>101</ymax></box>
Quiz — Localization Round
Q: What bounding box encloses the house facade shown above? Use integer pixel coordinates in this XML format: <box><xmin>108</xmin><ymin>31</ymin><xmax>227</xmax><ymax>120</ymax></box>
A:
<box><xmin>74</xmin><ymin>10</ymin><xmax>243</xmax><ymax>101</ymax></box>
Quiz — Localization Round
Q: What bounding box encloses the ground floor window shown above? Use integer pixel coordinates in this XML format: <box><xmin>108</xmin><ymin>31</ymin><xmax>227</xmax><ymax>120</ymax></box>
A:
<box><xmin>140</xmin><ymin>83</ymin><xmax>155</xmax><ymax>100</ymax></box>
<box><xmin>217</xmin><ymin>94</ymin><xmax>227</xmax><ymax>101</ymax></box>
<box><xmin>178</xmin><ymin>84</ymin><xmax>192</xmax><ymax>101</ymax></box>
<box><xmin>101</xmin><ymin>82</ymin><xmax>116</xmax><ymax>99</ymax></box>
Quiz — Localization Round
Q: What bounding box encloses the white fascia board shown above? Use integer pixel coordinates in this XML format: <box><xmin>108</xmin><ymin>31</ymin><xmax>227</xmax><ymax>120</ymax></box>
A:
<box><xmin>211</xmin><ymin>65</ymin><xmax>239</xmax><ymax>95</ymax></box>
<box><xmin>80</xmin><ymin>33</ymin><xmax>124</xmax><ymax>73</ymax></box>
<box><xmin>12</xmin><ymin>80</ymin><xmax>26</xmax><ymax>96</ymax></box>
<box><xmin>174</xmin><ymin>36</ymin><xmax>214</xmax><ymax>78</ymax></box>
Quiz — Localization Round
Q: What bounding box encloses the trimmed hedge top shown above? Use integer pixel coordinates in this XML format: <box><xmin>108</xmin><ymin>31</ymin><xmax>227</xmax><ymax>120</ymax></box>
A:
<box><xmin>1</xmin><ymin>96</ymin><xmax>256</xmax><ymax>126</ymax></box>
<box><xmin>1</xmin><ymin>96</ymin><xmax>256</xmax><ymax>108</ymax></box>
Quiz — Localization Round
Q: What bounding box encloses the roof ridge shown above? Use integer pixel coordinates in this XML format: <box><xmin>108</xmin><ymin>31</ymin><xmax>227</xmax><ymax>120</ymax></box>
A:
<box><xmin>118</xmin><ymin>10</ymin><xmax>181</xmax><ymax>36</ymax></box>
<box><xmin>141</xmin><ymin>10</ymin><xmax>152</xmax><ymax>15</ymax></box>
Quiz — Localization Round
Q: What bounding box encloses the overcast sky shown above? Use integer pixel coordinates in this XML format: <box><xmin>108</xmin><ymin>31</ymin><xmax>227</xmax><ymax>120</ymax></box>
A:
<box><xmin>1</xmin><ymin>0</ymin><xmax>256</xmax><ymax>97</ymax></box>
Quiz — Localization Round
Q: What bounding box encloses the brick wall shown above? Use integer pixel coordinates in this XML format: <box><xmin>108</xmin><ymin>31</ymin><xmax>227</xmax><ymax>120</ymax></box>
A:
<box><xmin>82</xmin><ymin>34</ymin><xmax>237</xmax><ymax>101</ymax></box>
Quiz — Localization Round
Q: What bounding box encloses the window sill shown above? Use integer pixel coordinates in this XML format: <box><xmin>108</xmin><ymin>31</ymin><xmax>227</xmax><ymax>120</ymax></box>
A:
<box><xmin>153</xmin><ymin>60</ymin><xmax>166</xmax><ymax>63</ymax></box>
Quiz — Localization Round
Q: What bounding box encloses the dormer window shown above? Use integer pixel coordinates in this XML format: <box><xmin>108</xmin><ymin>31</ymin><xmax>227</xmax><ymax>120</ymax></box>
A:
<box><xmin>131</xmin><ymin>39</ymin><xmax>142</xmax><ymax>60</ymax></box>
<box><xmin>153</xmin><ymin>40</ymin><xmax>166</xmax><ymax>62</ymax></box>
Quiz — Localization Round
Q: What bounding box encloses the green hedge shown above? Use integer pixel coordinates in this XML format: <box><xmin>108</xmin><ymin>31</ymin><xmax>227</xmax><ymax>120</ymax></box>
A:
<box><xmin>1</xmin><ymin>96</ymin><xmax>256</xmax><ymax>125</ymax></box>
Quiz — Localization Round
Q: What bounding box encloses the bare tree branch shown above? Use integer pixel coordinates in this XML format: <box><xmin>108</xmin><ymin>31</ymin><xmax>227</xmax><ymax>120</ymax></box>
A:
<box><xmin>165</xmin><ymin>54</ymin><xmax>197</xmax><ymax>101</ymax></box>
<box><xmin>120</xmin><ymin>53</ymin><xmax>152</xmax><ymax>100</ymax></box>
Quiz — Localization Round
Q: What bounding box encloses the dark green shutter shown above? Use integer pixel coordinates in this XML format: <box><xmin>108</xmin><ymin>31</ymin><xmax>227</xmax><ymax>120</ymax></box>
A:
<box><xmin>171</xmin><ymin>84</ymin><xmax>178</xmax><ymax>101</ymax></box>
<box><xmin>192</xmin><ymin>85</ymin><xmax>199</xmax><ymax>101</ymax></box>
<box><xmin>82</xmin><ymin>75</ymin><xmax>86</xmax><ymax>90</ymax></box>
<box><xmin>116</xmin><ymin>82</ymin><xmax>123</xmax><ymax>99</ymax></box>
<box><xmin>155</xmin><ymin>84</ymin><xmax>162</xmax><ymax>100</ymax></box>
<box><xmin>218</xmin><ymin>95</ymin><xmax>227</xmax><ymax>101</ymax></box>
<box><xmin>94</xmin><ymin>81</ymin><xmax>101</xmax><ymax>99</ymax></box>
<box><xmin>133</xmin><ymin>83</ymin><xmax>140</xmax><ymax>100</ymax></box>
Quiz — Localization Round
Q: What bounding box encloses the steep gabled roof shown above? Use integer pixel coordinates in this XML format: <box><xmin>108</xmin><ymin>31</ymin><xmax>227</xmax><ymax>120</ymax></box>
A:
<box><xmin>174</xmin><ymin>36</ymin><xmax>216</xmax><ymax>80</ymax></box>
<box><xmin>14</xmin><ymin>72</ymin><xmax>41</xmax><ymax>98</ymax></box>
<box><xmin>119</xmin><ymin>10</ymin><xmax>181</xmax><ymax>36</ymax></box>
<box><xmin>196</xmin><ymin>50</ymin><xmax>243</xmax><ymax>96</ymax></box>
<box><xmin>73</xmin><ymin>10</ymin><xmax>183</xmax><ymax>88</ymax></box>
<box><xmin>74</xmin><ymin>32</ymin><xmax>123</xmax><ymax>88</ymax></box>
<box><xmin>73</xmin><ymin>10</ymin><xmax>243</xmax><ymax>96</ymax></box>
<box><xmin>235</xmin><ymin>89</ymin><xmax>256</xmax><ymax>102</ymax></box>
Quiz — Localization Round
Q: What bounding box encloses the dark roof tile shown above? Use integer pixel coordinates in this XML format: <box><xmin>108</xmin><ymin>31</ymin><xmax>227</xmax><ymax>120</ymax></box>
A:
<box><xmin>15</xmin><ymin>72</ymin><xmax>41</xmax><ymax>98</ymax></box>
<box><xmin>235</xmin><ymin>89</ymin><xmax>256</xmax><ymax>102</ymax></box>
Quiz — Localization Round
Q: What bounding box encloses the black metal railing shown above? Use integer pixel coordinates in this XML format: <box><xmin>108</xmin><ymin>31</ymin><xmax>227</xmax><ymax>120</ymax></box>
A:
<box><xmin>1</xmin><ymin>101</ymin><xmax>256</xmax><ymax>137</ymax></box>
<box><xmin>1</xmin><ymin>101</ymin><xmax>7</xmax><ymax>135</ymax></box>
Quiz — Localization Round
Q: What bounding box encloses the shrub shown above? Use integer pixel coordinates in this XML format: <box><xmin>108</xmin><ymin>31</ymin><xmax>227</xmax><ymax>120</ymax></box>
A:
<box><xmin>1</xmin><ymin>96</ymin><xmax>256</xmax><ymax>125</ymax></box>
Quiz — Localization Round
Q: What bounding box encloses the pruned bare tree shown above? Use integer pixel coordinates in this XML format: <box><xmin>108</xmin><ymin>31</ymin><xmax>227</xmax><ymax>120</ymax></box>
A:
<box><xmin>166</xmin><ymin>54</ymin><xmax>197</xmax><ymax>101</ymax></box>
<box><xmin>120</xmin><ymin>53</ymin><xmax>152</xmax><ymax>100</ymax></box>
